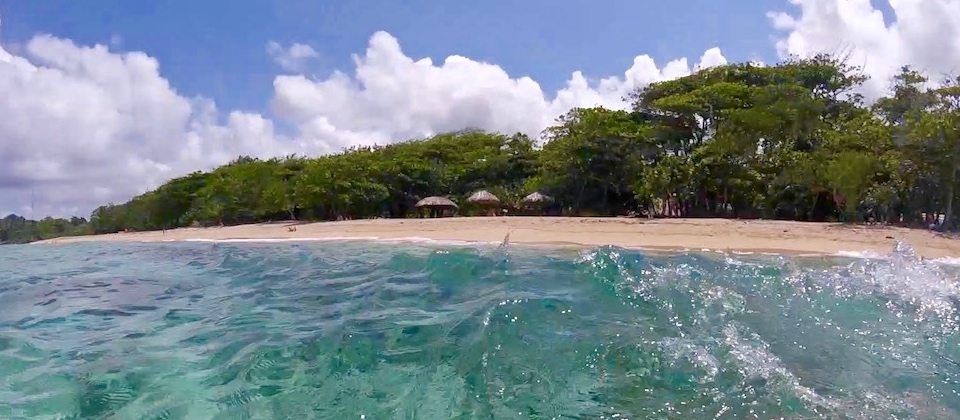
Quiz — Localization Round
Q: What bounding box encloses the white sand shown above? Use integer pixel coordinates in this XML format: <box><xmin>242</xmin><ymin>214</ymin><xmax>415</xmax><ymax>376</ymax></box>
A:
<box><xmin>32</xmin><ymin>217</ymin><xmax>960</xmax><ymax>259</ymax></box>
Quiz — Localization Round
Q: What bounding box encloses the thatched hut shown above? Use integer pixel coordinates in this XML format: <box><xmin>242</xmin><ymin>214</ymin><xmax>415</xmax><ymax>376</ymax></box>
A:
<box><xmin>415</xmin><ymin>196</ymin><xmax>458</xmax><ymax>218</ymax></box>
<box><xmin>521</xmin><ymin>192</ymin><xmax>552</xmax><ymax>204</ymax></box>
<box><xmin>466</xmin><ymin>190</ymin><xmax>501</xmax><ymax>216</ymax></box>
<box><xmin>520</xmin><ymin>192</ymin><xmax>554</xmax><ymax>215</ymax></box>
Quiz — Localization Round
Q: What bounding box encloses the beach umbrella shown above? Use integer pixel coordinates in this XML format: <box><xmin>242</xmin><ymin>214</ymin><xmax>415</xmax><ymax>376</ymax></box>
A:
<box><xmin>466</xmin><ymin>190</ymin><xmax>501</xmax><ymax>205</ymax></box>
<box><xmin>521</xmin><ymin>192</ymin><xmax>553</xmax><ymax>203</ymax></box>
<box><xmin>415</xmin><ymin>196</ymin><xmax>458</xmax><ymax>209</ymax></box>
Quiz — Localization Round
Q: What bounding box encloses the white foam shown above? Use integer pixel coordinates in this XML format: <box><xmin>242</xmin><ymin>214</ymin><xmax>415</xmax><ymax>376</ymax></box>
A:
<box><xmin>180</xmin><ymin>236</ymin><xmax>380</xmax><ymax>243</ymax></box>
<box><xmin>931</xmin><ymin>256</ymin><xmax>960</xmax><ymax>266</ymax></box>
<box><xmin>833</xmin><ymin>249</ymin><xmax>960</xmax><ymax>266</ymax></box>
<box><xmin>174</xmin><ymin>236</ymin><xmax>503</xmax><ymax>248</ymax></box>
<box><xmin>834</xmin><ymin>250</ymin><xmax>886</xmax><ymax>260</ymax></box>
<box><xmin>375</xmin><ymin>236</ymin><xmax>501</xmax><ymax>246</ymax></box>
<box><xmin>694</xmin><ymin>247</ymin><xmax>764</xmax><ymax>256</ymax></box>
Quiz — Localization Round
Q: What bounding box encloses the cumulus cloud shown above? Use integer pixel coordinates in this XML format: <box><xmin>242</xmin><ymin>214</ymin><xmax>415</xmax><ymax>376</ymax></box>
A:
<box><xmin>266</xmin><ymin>41</ymin><xmax>319</xmax><ymax>73</ymax></box>
<box><xmin>0</xmin><ymin>28</ymin><xmax>302</xmax><ymax>217</ymax></box>
<box><xmin>271</xmin><ymin>32</ymin><xmax>728</xmax><ymax>153</ymax></box>
<box><xmin>36</xmin><ymin>0</ymin><xmax>960</xmax><ymax>219</ymax></box>
<box><xmin>0</xmin><ymin>21</ymin><xmax>730</xmax><ymax>218</ymax></box>
<box><xmin>768</xmin><ymin>0</ymin><xmax>960</xmax><ymax>100</ymax></box>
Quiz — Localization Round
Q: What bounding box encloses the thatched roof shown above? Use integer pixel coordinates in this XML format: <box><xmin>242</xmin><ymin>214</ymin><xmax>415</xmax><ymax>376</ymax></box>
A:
<box><xmin>467</xmin><ymin>190</ymin><xmax>500</xmax><ymax>204</ymax></box>
<box><xmin>415</xmin><ymin>196</ymin><xmax>458</xmax><ymax>208</ymax></box>
<box><xmin>521</xmin><ymin>192</ymin><xmax>553</xmax><ymax>203</ymax></box>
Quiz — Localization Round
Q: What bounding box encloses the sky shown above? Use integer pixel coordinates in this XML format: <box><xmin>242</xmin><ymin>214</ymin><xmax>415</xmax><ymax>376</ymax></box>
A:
<box><xmin>0</xmin><ymin>0</ymin><xmax>953</xmax><ymax>219</ymax></box>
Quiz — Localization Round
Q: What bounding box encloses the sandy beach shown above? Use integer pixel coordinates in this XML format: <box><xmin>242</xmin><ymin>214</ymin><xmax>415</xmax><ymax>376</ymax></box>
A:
<box><xmin>29</xmin><ymin>217</ymin><xmax>960</xmax><ymax>259</ymax></box>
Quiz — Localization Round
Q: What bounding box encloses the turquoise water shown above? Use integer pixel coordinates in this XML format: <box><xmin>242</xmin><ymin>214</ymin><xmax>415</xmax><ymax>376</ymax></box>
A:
<box><xmin>0</xmin><ymin>240</ymin><xmax>958</xmax><ymax>419</ymax></box>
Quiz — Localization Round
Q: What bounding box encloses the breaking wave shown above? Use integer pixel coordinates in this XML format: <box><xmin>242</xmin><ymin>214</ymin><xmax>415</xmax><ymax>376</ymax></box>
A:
<box><xmin>0</xmin><ymin>240</ymin><xmax>957</xmax><ymax>418</ymax></box>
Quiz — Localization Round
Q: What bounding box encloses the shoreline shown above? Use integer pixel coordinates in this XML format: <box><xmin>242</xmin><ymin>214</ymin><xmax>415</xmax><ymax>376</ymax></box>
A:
<box><xmin>32</xmin><ymin>235</ymin><xmax>953</xmax><ymax>265</ymax></box>
<box><xmin>148</xmin><ymin>236</ymin><xmax>828</xmax><ymax>258</ymax></box>
<box><xmin>30</xmin><ymin>217</ymin><xmax>960</xmax><ymax>260</ymax></box>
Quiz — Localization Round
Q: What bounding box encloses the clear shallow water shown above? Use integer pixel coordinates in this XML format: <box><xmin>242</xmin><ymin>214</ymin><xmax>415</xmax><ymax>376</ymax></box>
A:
<box><xmin>0</xmin><ymin>240</ymin><xmax>958</xmax><ymax>419</ymax></box>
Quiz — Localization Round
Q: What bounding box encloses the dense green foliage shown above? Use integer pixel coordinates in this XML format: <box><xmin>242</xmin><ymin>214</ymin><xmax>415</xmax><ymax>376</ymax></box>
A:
<box><xmin>0</xmin><ymin>214</ymin><xmax>90</xmax><ymax>244</ymax></box>
<box><xmin>7</xmin><ymin>54</ymin><xmax>960</xmax><ymax>243</ymax></box>
<box><xmin>84</xmin><ymin>129</ymin><xmax>539</xmax><ymax>234</ymax></box>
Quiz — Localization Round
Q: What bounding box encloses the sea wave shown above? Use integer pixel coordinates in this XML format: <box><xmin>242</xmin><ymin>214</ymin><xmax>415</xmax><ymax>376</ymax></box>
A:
<box><xmin>836</xmin><ymin>248</ymin><xmax>960</xmax><ymax>266</ymax></box>
<box><xmin>0</xmin><ymin>240</ymin><xmax>957</xmax><ymax>418</ymax></box>
<box><xmin>73</xmin><ymin>234</ymin><xmax>960</xmax><ymax>266</ymax></box>
<box><xmin>181</xmin><ymin>236</ymin><xmax>504</xmax><ymax>248</ymax></box>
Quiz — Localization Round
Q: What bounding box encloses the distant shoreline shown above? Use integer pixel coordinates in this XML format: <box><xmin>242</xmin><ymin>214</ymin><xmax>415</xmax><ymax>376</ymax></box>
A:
<box><xmin>30</xmin><ymin>217</ymin><xmax>960</xmax><ymax>260</ymax></box>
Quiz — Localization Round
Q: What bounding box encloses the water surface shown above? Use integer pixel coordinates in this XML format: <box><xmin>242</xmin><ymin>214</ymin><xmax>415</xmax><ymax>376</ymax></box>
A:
<box><xmin>0</xmin><ymin>240</ymin><xmax>958</xmax><ymax>419</ymax></box>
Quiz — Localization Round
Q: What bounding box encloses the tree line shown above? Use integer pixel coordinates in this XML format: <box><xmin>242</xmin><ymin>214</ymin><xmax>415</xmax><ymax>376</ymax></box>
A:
<box><xmin>0</xmin><ymin>214</ymin><xmax>90</xmax><ymax>244</ymax></box>
<box><xmin>4</xmin><ymin>54</ymin><xmax>960</xmax><ymax>244</ymax></box>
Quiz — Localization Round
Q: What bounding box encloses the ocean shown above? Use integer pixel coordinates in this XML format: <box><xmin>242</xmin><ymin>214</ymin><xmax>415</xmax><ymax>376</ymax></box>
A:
<box><xmin>0</xmin><ymin>239</ymin><xmax>958</xmax><ymax>419</ymax></box>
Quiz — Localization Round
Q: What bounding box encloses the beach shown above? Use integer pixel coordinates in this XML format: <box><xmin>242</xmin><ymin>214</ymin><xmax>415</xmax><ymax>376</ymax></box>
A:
<box><xmin>31</xmin><ymin>217</ymin><xmax>960</xmax><ymax>259</ymax></box>
<box><xmin>14</xmin><ymin>217</ymin><xmax>960</xmax><ymax>417</ymax></box>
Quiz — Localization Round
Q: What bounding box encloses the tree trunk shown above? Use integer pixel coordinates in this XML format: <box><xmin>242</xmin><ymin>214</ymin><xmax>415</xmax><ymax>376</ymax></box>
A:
<box><xmin>944</xmin><ymin>162</ymin><xmax>957</xmax><ymax>230</ymax></box>
<box><xmin>943</xmin><ymin>131</ymin><xmax>960</xmax><ymax>230</ymax></box>
<box><xmin>722</xmin><ymin>186</ymin><xmax>730</xmax><ymax>216</ymax></box>
<box><xmin>574</xmin><ymin>181</ymin><xmax>587</xmax><ymax>215</ymax></box>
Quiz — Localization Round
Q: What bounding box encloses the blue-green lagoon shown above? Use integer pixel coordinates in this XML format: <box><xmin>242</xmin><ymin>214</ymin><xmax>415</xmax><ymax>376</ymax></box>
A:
<box><xmin>0</xmin><ymin>239</ymin><xmax>958</xmax><ymax>419</ymax></box>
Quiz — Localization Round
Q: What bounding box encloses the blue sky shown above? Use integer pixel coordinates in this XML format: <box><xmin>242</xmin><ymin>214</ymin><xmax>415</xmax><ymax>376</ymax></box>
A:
<box><xmin>0</xmin><ymin>0</ymin><xmax>806</xmax><ymax>117</ymax></box>
<box><xmin>0</xmin><ymin>0</ymin><xmax>918</xmax><ymax>217</ymax></box>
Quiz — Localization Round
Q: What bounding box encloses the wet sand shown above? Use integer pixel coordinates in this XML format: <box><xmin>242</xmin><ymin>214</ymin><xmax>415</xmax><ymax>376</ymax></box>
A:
<box><xmin>32</xmin><ymin>217</ymin><xmax>960</xmax><ymax>259</ymax></box>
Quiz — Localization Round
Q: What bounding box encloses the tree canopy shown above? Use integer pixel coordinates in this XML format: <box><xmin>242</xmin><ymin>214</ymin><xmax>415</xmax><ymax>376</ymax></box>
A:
<box><xmin>0</xmin><ymin>214</ymin><xmax>90</xmax><ymax>244</ymax></box>
<box><xmin>6</xmin><ymin>55</ymin><xmax>960</xmax><ymax>244</ymax></box>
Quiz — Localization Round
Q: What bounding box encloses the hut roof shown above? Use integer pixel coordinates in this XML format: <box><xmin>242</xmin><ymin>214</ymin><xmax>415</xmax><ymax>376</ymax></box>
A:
<box><xmin>521</xmin><ymin>192</ymin><xmax>553</xmax><ymax>203</ymax></box>
<box><xmin>415</xmin><ymin>196</ymin><xmax>458</xmax><ymax>208</ymax></box>
<box><xmin>467</xmin><ymin>190</ymin><xmax>500</xmax><ymax>203</ymax></box>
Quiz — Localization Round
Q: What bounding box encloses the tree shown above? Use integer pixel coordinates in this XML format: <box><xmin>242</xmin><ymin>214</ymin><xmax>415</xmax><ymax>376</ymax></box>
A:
<box><xmin>538</xmin><ymin>107</ymin><xmax>650</xmax><ymax>215</ymax></box>
<box><xmin>15</xmin><ymin>54</ymin><xmax>960</xmax><ymax>245</ymax></box>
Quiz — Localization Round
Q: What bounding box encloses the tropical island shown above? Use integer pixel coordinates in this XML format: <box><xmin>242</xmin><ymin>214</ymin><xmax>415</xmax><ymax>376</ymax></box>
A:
<box><xmin>8</xmin><ymin>55</ymin><xmax>960</xmax><ymax>257</ymax></box>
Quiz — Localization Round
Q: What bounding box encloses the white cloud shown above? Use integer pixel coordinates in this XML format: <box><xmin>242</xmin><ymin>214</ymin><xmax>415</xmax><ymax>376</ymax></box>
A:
<box><xmin>270</xmin><ymin>32</ymin><xmax>727</xmax><ymax>153</ymax></box>
<box><xmin>0</xmin><ymin>27</ymin><xmax>301</xmax><ymax>217</ymax></box>
<box><xmin>1</xmin><ymin>11</ymin><xmax>733</xmax><ymax>219</ymax></box>
<box><xmin>266</xmin><ymin>41</ymin><xmax>319</xmax><ymax>73</ymax></box>
<box><xmin>768</xmin><ymin>0</ymin><xmax>960</xmax><ymax>100</ymax></box>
